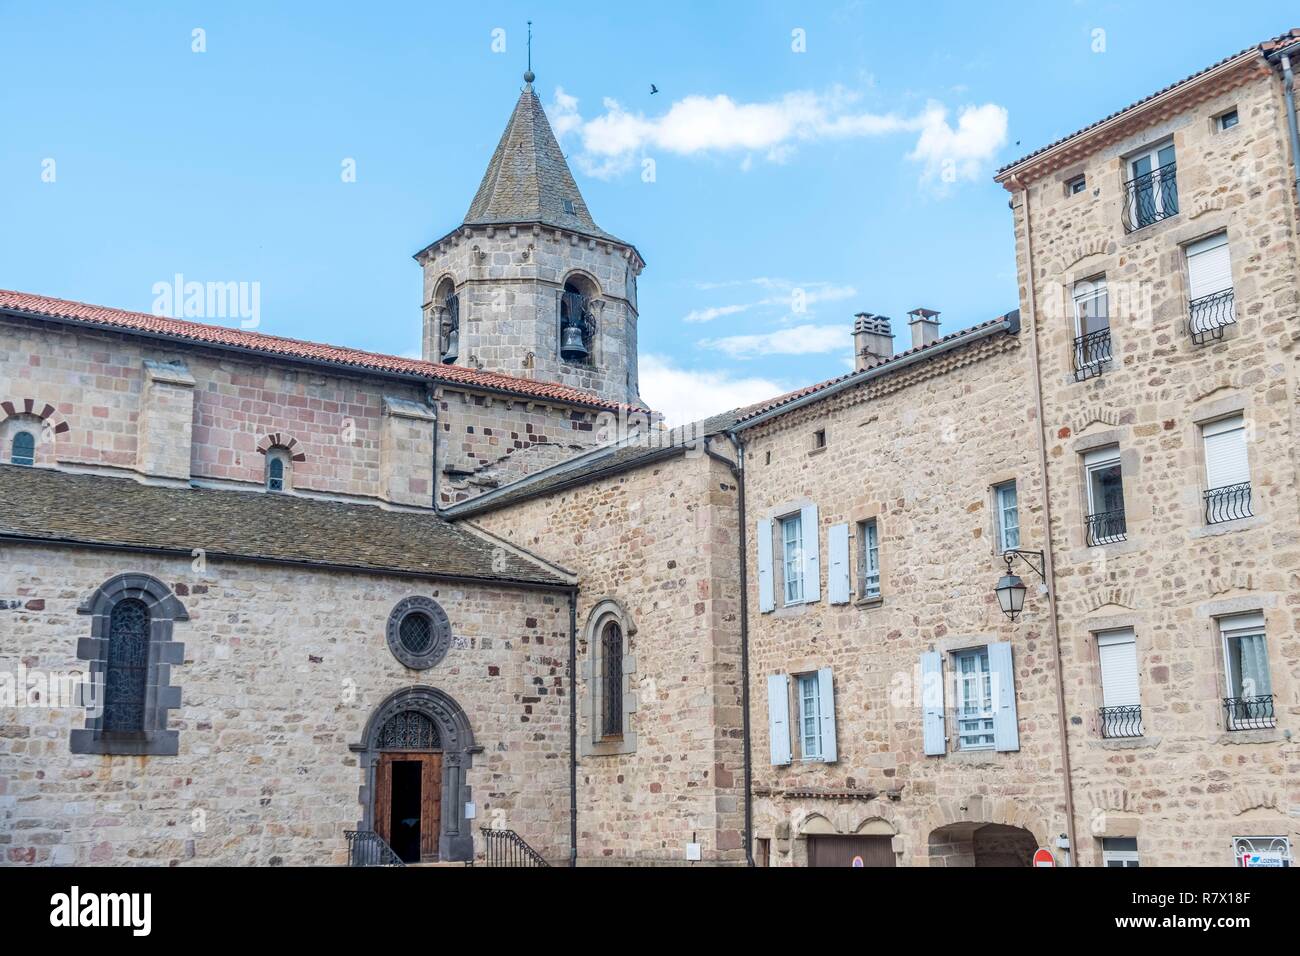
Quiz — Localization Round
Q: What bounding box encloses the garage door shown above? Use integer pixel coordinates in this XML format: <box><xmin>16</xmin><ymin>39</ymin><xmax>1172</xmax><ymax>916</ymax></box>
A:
<box><xmin>807</xmin><ymin>835</ymin><xmax>895</xmax><ymax>867</ymax></box>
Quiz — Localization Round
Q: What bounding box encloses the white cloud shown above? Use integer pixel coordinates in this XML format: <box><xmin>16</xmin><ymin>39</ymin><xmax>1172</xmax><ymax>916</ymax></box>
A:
<box><xmin>683</xmin><ymin>303</ymin><xmax>751</xmax><ymax>324</ymax></box>
<box><xmin>638</xmin><ymin>354</ymin><xmax>788</xmax><ymax>428</ymax></box>
<box><xmin>682</xmin><ymin>280</ymin><xmax>857</xmax><ymax>324</ymax></box>
<box><xmin>551</xmin><ymin>86</ymin><xmax>1007</xmax><ymax>188</ymax></box>
<box><xmin>699</xmin><ymin>323</ymin><xmax>850</xmax><ymax>360</ymax></box>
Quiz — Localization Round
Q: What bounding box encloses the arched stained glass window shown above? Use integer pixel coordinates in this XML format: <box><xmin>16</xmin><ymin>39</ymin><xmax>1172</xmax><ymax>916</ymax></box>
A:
<box><xmin>266</xmin><ymin>455</ymin><xmax>285</xmax><ymax>491</ymax></box>
<box><xmin>601</xmin><ymin>621</ymin><xmax>623</xmax><ymax>738</ymax></box>
<box><xmin>10</xmin><ymin>431</ymin><xmax>35</xmax><ymax>466</ymax></box>
<box><xmin>103</xmin><ymin>598</ymin><xmax>150</xmax><ymax>732</ymax></box>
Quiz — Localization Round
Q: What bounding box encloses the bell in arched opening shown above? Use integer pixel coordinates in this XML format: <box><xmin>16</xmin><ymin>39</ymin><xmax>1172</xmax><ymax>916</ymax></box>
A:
<box><xmin>560</xmin><ymin>323</ymin><xmax>588</xmax><ymax>362</ymax></box>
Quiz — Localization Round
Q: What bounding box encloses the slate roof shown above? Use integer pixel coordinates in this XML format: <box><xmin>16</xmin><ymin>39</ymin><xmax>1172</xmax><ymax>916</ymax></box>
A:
<box><xmin>446</xmin><ymin>407</ymin><xmax>748</xmax><ymax>518</ymax></box>
<box><xmin>0</xmin><ymin>465</ymin><xmax>571</xmax><ymax>588</ymax></box>
<box><xmin>996</xmin><ymin>28</ymin><xmax>1300</xmax><ymax>177</ymax></box>
<box><xmin>0</xmin><ymin>288</ymin><xmax>628</xmax><ymax>412</ymax></box>
<box><xmin>463</xmin><ymin>83</ymin><xmax>626</xmax><ymax>245</ymax></box>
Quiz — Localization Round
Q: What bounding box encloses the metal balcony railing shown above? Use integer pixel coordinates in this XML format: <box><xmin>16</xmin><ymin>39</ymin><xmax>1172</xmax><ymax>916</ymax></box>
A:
<box><xmin>1072</xmin><ymin>328</ymin><xmax>1113</xmax><ymax>380</ymax></box>
<box><xmin>1223</xmin><ymin>695</ymin><xmax>1275</xmax><ymax>731</ymax></box>
<box><xmin>1204</xmin><ymin>482</ymin><xmax>1253</xmax><ymax>525</ymax></box>
<box><xmin>480</xmin><ymin>827</ymin><xmax>551</xmax><ymax>867</ymax></box>
<box><xmin>1085</xmin><ymin>509</ymin><xmax>1127</xmax><ymax>546</ymax></box>
<box><xmin>344</xmin><ymin>829</ymin><xmax>404</xmax><ymax>866</ymax></box>
<box><xmin>1122</xmin><ymin>161</ymin><xmax>1179</xmax><ymax>232</ymax></box>
<box><xmin>1189</xmin><ymin>288</ymin><xmax>1236</xmax><ymax>345</ymax></box>
<box><xmin>1099</xmin><ymin>705</ymin><xmax>1143</xmax><ymax>739</ymax></box>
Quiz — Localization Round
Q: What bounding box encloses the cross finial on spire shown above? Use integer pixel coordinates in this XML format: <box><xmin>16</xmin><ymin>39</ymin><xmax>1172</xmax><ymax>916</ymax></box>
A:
<box><xmin>523</xmin><ymin>20</ymin><xmax>535</xmax><ymax>86</ymax></box>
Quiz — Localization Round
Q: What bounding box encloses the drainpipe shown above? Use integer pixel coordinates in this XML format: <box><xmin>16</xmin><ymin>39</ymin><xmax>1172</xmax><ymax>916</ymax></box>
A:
<box><xmin>427</xmin><ymin>387</ymin><xmax>445</xmax><ymax>516</ymax></box>
<box><xmin>1010</xmin><ymin>174</ymin><xmax>1080</xmax><ymax>865</ymax></box>
<box><xmin>709</xmin><ymin>433</ymin><xmax>754</xmax><ymax>867</ymax></box>
<box><xmin>1276</xmin><ymin>50</ymin><xmax>1300</xmax><ymax>207</ymax></box>
<box><xmin>568</xmin><ymin>588</ymin><xmax>578</xmax><ymax>868</ymax></box>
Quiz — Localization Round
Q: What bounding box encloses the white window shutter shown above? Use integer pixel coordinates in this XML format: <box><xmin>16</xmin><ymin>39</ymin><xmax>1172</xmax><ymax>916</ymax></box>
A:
<box><xmin>757</xmin><ymin>518</ymin><xmax>775</xmax><ymax>613</ymax></box>
<box><xmin>1203</xmin><ymin>416</ymin><xmax>1249</xmax><ymax>489</ymax></box>
<box><xmin>1186</xmin><ymin>232</ymin><xmax>1232</xmax><ymax>301</ymax></box>
<box><xmin>921</xmin><ymin>651</ymin><xmax>946</xmax><ymax>756</ymax></box>
<box><xmin>827</xmin><ymin>523</ymin><xmax>850</xmax><ymax>604</ymax></box>
<box><xmin>1098</xmin><ymin>630</ymin><xmax>1140</xmax><ymax>708</ymax></box>
<box><xmin>989</xmin><ymin>641</ymin><xmax>1020</xmax><ymax>752</ymax></box>
<box><xmin>767</xmin><ymin>673</ymin><xmax>791</xmax><ymax>765</ymax></box>
<box><xmin>800</xmin><ymin>504</ymin><xmax>820</xmax><ymax>603</ymax></box>
<box><xmin>816</xmin><ymin>667</ymin><xmax>837</xmax><ymax>763</ymax></box>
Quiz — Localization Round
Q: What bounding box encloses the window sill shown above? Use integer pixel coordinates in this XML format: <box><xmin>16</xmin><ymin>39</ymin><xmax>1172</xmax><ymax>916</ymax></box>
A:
<box><xmin>1119</xmin><ymin>212</ymin><xmax>1181</xmax><ymax>247</ymax></box>
<box><xmin>1216</xmin><ymin>728</ymin><xmax>1280</xmax><ymax>746</ymax></box>
<box><xmin>944</xmin><ymin>749</ymin><xmax>1004</xmax><ymax>767</ymax></box>
<box><xmin>807</xmin><ymin>446</ymin><xmax>827</xmax><ymax>457</ymax></box>
<box><xmin>1189</xmin><ymin>514</ymin><xmax>1266</xmax><ymax>538</ymax></box>
<box><xmin>854</xmin><ymin>595</ymin><xmax>883</xmax><ymax>609</ymax></box>
<box><xmin>1093</xmin><ymin>734</ymin><xmax>1160</xmax><ymax>750</ymax></box>
<box><xmin>580</xmin><ymin>732</ymin><xmax>638</xmax><ymax>757</ymax></box>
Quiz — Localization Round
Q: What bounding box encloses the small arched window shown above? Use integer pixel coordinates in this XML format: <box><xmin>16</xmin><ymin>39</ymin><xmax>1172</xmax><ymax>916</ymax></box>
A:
<box><xmin>10</xmin><ymin>430</ymin><xmax>36</xmax><ymax>466</ymax></box>
<box><xmin>265</xmin><ymin>449</ymin><xmax>289</xmax><ymax>492</ymax></box>
<box><xmin>103</xmin><ymin>598</ymin><xmax>150</xmax><ymax>732</ymax></box>
<box><xmin>600</xmin><ymin>620</ymin><xmax>624</xmax><ymax>738</ymax></box>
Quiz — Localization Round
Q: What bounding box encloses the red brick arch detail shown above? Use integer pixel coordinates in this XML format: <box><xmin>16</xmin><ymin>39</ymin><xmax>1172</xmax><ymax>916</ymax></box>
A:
<box><xmin>0</xmin><ymin>398</ymin><xmax>70</xmax><ymax>435</ymax></box>
<box><xmin>255</xmin><ymin>433</ymin><xmax>306</xmax><ymax>462</ymax></box>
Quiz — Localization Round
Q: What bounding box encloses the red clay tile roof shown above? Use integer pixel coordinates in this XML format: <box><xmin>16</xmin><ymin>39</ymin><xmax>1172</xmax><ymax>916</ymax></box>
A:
<box><xmin>0</xmin><ymin>288</ymin><xmax>630</xmax><ymax>412</ymax></box>
<box><xmin>996</xmin><ymin>29</ymin><xmax>1299</xmax><ymax>178</ymax></box>
<box><xmin>735</xmin><ymin>311</ymin><xmax>1018</xmax><ymax>425</ymax></box>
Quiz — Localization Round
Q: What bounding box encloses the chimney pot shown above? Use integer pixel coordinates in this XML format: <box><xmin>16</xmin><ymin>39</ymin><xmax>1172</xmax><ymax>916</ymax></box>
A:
<box><xmin>853</xmin><ymin>313</ymin><xmax>894</xmax><ymax>371</ymax></box>
<box><xmin>907</xmin><ymin>307</ymin><xmax>942</xmax><ymax>349</ymax></box>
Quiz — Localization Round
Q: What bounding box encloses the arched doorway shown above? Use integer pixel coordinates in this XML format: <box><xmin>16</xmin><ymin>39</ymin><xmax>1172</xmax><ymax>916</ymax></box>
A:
<box><xmin>928</xmin><ymin>822</ymin><xmax>1038</xmax><ymax>867</ymax></box>
<box><xmin>351</xmin><ymin>687</ymin><xmax>478</xmax><ymax>863</ymax></box>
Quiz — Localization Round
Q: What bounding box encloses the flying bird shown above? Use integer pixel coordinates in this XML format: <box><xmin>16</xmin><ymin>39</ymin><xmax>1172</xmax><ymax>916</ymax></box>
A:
<box><xmin>650</xmin><ymin>84</ymin><xmax>659</xmax><ymax>95</ymax></box>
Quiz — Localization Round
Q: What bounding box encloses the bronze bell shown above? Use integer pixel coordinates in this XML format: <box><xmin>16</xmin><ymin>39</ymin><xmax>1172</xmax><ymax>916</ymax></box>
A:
<box><xmin>442</xmin><ymin>328</ymin><xmax>459</xmax><ymax>364</ymax></box>
<box><xmin>560</xmin><ymin>324</ymin><xmax>588</xmax><ymax>361</ymax></box>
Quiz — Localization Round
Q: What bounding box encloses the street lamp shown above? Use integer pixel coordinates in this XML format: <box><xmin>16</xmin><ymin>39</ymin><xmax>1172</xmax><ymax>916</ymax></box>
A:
<box><xmin>996</xmin><ymin>550</ymin><xmax>1046</xmax><ymax>622</ymax></box>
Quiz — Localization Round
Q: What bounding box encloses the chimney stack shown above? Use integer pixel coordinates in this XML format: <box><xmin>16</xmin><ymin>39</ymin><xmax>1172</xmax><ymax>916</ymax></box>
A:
<box><xmin>853</xmin><ymin>313</ymin><xmax>894</xmax><ymax>371</ymax></box>
<box><xmin>908</xmin><ymin>308</ymin><xmax>942</xmax><ymax>350</ymax></box>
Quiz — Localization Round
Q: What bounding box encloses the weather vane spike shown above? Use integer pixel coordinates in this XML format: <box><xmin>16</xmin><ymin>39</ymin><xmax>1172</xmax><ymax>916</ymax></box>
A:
<box><xmin>523</xmin><ymin>20</ymin><xmax>535</xmax><ymax>86</ymax></box>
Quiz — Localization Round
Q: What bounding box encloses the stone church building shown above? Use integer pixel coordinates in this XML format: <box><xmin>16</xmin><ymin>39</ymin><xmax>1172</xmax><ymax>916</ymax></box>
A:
<box><xmin>3</xmin><ymin>30</ymin><xmax>1299</xmax><ymax>867</ymax></box>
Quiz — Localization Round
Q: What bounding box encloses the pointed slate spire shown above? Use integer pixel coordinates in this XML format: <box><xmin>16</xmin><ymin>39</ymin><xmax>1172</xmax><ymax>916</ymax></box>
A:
<box><xmin>464</xmin><ymin>73</ymin><xmax>620</xmax><ymax>242</ymax></box>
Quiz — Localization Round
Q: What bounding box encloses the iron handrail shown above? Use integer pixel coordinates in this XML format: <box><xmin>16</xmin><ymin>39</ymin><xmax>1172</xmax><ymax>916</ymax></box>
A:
<box><xmin>1085</xmin><ymin>508</ymin><xmax>1127</xmax><ymax>546</ymax></box>
<box><xmin>480</xmin><ymin>827</ymin><xmax>551</xmax><ymax>867</ymax></box>
<box><xmin>344</xmin><ymin>829</ymin><xmax>405</xmax><ymax>866</ymax></box>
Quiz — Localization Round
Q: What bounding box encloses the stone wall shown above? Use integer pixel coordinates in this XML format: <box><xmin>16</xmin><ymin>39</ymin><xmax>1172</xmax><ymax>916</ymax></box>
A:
<box><xmin>419</xmin><ymin>224</ymin><xmax>642</xmax><ymax>405</ymax></box>
<box><xmin>0</xmin><ymin>544</ymin><xmax>570</xmax><ymax>866</ymax></box>
<box><xmin>1009</xmin><ymin>67</ymin><xmax>1300</xmax><ymax>866</ymax></box>
<box><xmin>740</xmin><ymin>332</ymin><xmax>1072</xmax><ymax>866</ymax></box>
<box><xmin>472</xmin><ymin>439</ymin><xmax>746</xmax><ymax>865</ymax></box>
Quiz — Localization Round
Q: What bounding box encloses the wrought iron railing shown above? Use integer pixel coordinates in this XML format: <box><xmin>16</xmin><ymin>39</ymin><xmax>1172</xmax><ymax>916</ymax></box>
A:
<box><xmin>1085</xmin><ymin>509</ymin><xmax>1127</xmax><ymax>546</ymax></box>
<box><xmin>1223</xmin><ymin>695</ymin><xmax>1275</xmax><ymax>731</ymax></box>
<box><xmin>1189</xmin><ymin>288</ymin><xmax>1236</xmax><ymax>345</ymax></box>
<box><xmin>1099</xmin><ymin>705</ymin><xmax>1143</xmax><ymax>739</ymax></box>
<box><xmin>1204</xmin><ymin>482</ymin><xmax>1253</xmax><ymax>525</ymax></box>
<box><xmin>1122</xmin><ymin>161</ymin><xmax>1179</xmax><ymax>232</ymax></box>
<box><xmin>1072</xmin><ymin>328</ymin><xmax>1113</xmax><ymax>380</ymax></box>
<box><xmin>345</xmin><ymin>829</ymin><xmax>404</xmax><ymax>866</ymax></box>
<box><xmin>480</xmin><ymin>827</ymin><xmax>551</xmax><ymax>867</ymax></box>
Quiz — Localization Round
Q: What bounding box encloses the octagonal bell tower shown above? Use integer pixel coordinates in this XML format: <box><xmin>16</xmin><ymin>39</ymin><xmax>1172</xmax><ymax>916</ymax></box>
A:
<box><xmin>414</xmin><ymin>71</ymin><xmax>645</xmax><ymax>407</ymax></box>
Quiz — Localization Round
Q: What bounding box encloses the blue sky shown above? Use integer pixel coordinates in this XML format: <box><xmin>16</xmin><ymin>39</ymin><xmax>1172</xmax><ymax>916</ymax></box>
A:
<box><xmin>1</xmin><ymin>1</ymin><xmax>1294</xmax><ymax>422</ymax></box>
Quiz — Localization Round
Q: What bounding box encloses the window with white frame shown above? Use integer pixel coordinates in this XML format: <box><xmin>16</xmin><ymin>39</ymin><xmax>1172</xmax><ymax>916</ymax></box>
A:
<box><xmin>1201</xmin><ymin>414</ymin><xmax>1252</xmax><ymax>523</ymax></box>
<box><xmin>1186</xmin><ymin>232</ymin><xmax>1235</xmax><ymax>342</ymax></box>
<box><xmin>954</xmin><ymin>648</ymin><xmax>994</xmax><ymax>750</ymax></box>
<box><xmin>1101</xmin><ymin>837</ymin><xmax>1140</xmax><ymax>867</ymax></box>
<box><xmin>780</xmin><ymin>513</ymin><xmax>804</xmax><ymax>605</ymax></box>
<box><xmin>797</xmin><ymin>672</ymin><xmax>822</xmax><ymax>760</ymax></box>
<box><xmin>1125</xmin><ymin>140</ymin><xmax>1178</xmax><ymax>230</ymax></box>
<box><xmin>858</xmin><ymin>518</ymin><xmax>880</xmax><ymax>600</ymax></box>
<box><xmin>1084</xmin><ymin>446</ymin><xmax>1127</xmax><ymax>545</ymax></box>
<box><xmin>1072</xmin><ymin>277</ymin><xmax>1112</xmax><ymax>374</ymax></box>
<box><xmin>994</xmin><ymin>481</ymin><xmax>1020</xmax><ymax>552</ymax></box>
<box><xmin>1220</xmin><ymin>613</ymin><xmax>1274</xmax><ymax>730</ymax></box>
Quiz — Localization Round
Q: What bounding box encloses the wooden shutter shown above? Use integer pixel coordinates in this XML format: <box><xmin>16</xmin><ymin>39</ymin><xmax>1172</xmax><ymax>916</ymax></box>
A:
<box><xmin>989</xmin><ymin>641</ymin><xmax>1020</xmax><ymax>752</ymax></box>
<box><xmin>757</xmin><ymin>518</ymin><xmax>775</xmax><ymax>613</ymax></box>
<box><xmin>1186</xmin><ymin>232</ymin><xmax>1232</xmax><ymax>300</ymax></box>
<box><xmin>420</xmin><ymin>754</ymin><xmax>442</xmax><ymax>860</ymax></box>
<box><xmin>827</xmin><ymin>523</ymin><xmax>850</xmax><ymax>604</ymax></box>
<box><xmin>1097</xmin><ymin>630</ymin><xmax>1140</xmax><ymax>708</ymax></box>
<box><xmin>767</xmin><ymin>673</ymin><xmax>792</xmax><ymax>765</ymax></box>
<box><xmin>1203</xmin><ymin>415</ymin><xmax>1249</xmax><ymax>489</ymax></box>
<box><xmin>816</xmin><ymin>667</ymin><xmax>837</xmax><ymax>763</ymax></box>
<box><xmin>800</xmin><ymin>504</ymin><xmax>820</xmax><ymax>603</ymax></box>
<box><xmin>921</xmin><ymin>651</ymin><xmax>946</xmax><ymax>756</ymax></box>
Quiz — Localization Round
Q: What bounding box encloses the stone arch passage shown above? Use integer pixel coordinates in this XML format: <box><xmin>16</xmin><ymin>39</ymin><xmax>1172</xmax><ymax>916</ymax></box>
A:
<box><xmin>350</xmin><ymin>686</ymin><xmax>480</xmax><ymax>862</ymax></box>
